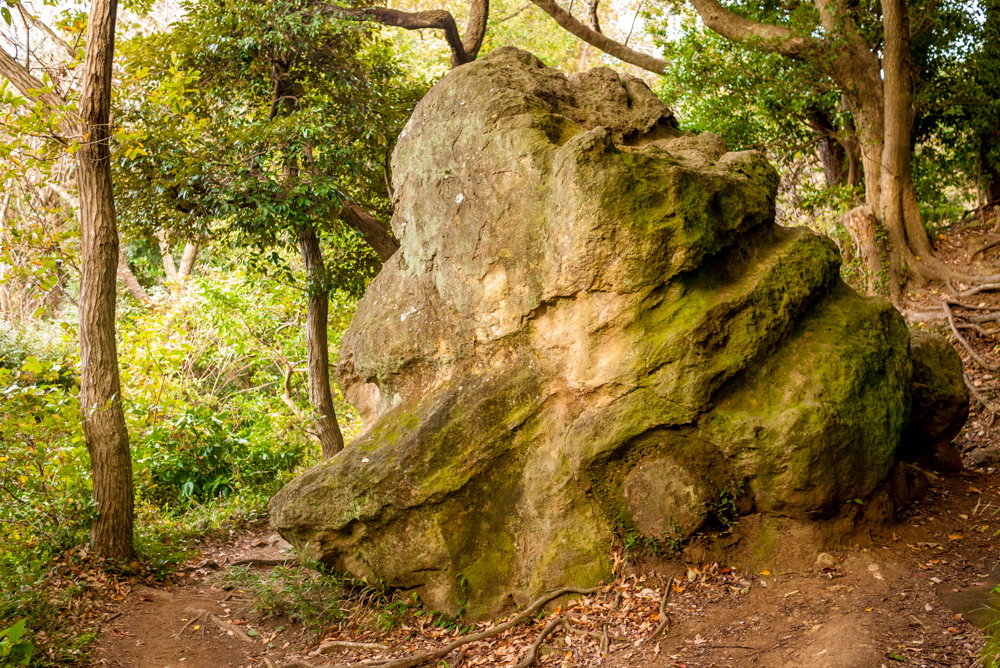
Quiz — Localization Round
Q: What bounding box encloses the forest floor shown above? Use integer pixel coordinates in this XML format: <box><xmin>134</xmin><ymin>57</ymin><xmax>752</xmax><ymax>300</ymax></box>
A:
<box><xmin>88</xmin><ymin>466</ymin><xmax>1000</xmax><ymax>668</ymax></box>
<box><xmin>89</xmin><ymin>215</ymin><xmax>1000</xmax><ymax>668</ymax></box>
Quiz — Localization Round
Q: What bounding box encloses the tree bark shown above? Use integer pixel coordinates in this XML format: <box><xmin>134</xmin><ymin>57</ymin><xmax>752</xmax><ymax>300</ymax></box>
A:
<box><xmin>177</xmin><ymin>240</ymin><xmax>200</xmax><ymax>280</ymax></box>
<box><xmin>806</xmin><ymin>109</ymin><xmax>848</xmax><ymax>187</ymax></box>
<box><xmin>340</xmin><ymin>204</ymin><xmax>399</xmax><ymax>262</ymax></box>
<box><xmin>156</xmin><ymin>231</ymin><xmax>178</xmax><ymax>280</ymax></box>
<box><xmin>297</xmin><ymin>224</ymin><xmax>345</xmax><ymax>460</ymax></box>
<box><xmin>76</xmin><ymin>0</ymin><xmax>134</xmax><ymax>561</ymax></box>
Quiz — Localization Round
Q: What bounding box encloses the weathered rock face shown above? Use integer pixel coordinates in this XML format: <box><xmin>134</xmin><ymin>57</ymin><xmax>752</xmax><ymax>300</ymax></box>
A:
<box><xmin>900</xmin><ymin>330</ymin><xmax>969</xmax><ymax>471</ymax></box>
<box><xmin>270</xmin><ymin>47</ymin><xmax>940</xmax><ymax>618</ymax></box>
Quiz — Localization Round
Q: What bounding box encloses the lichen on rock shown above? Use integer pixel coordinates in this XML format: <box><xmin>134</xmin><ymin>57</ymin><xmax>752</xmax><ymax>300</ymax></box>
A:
<box><xmin>269</xmin><ymin>47</ymin><xmax>967</xmax><ymax>619</ymax></box>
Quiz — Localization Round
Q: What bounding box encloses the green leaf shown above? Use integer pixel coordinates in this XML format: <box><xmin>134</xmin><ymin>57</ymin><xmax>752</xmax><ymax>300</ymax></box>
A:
<box><xmin>1</xmin><ymin>7</ymin><xmax>10</xmax><ymax>25</ymax></box>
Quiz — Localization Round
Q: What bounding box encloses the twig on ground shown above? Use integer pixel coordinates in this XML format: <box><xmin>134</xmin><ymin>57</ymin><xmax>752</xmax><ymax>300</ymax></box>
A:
<box><xmin>942</xmin><ymin>301</ymin><xmax>1000</xmax><ymax>371</ymax></box>
<box><xmin>561</xmin><ymin>618</ymin><xmax>608</xmax><ymax>654</ymax></box>
<box><xmin>349</xmin><ymin>586</ymin><xmax>600</xmax><ymax>668</ymax></box>
<box><xmin>609</xmin><ymin>590</ymin><xmax>622</xmax><ymax>612</ymax></box>
<box><xmin>279</xmin><ymin>661</ymin><xmax>316</xmax><ymax>668</ymax></box>
<box><xmin>513</xmin><ymin>616</ymin><xmax>566</xmax><ymax>668</ymax></box>
<box><xmin>645</xmin><ymin>583</ymin><xmax>671</xmax><ymax>642</ymax></box>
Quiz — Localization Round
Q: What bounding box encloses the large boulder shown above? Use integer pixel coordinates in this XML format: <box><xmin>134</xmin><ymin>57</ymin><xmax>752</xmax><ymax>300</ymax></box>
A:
<box><xmin>270</xmin><ymin>48</ymin><xmax>922</xmax><ymax>618</ymax></box>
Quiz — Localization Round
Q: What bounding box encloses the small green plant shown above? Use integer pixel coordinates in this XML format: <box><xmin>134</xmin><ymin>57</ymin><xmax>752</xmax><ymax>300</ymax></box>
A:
<box><xmin>0</xmin><ymin>620</ymin><xmax>34</xmax><ymax>667</ymax></box>
<box><xmin>375</xmin><ymin>600</ymin><xmax>409</xmax><ymax>634</ymax></box>
<box><xmin>220</xmin><ymin>549</ymin><xmax>346</xmax><ymax>640</ymax></box>
<box><xmin>980</xmin><ymin>585</ymin><xmax>1000</xmax><ymax>668</ymax></box>
<box><xmin>705</xmin><ymin>480</ymin><xmax>745</xmax><ymax>534</ymax></box>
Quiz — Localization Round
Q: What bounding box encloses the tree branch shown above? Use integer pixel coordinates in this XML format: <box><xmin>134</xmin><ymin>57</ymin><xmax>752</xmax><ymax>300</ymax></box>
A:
<box><xmin>340</xmin><ymin>203</ymin><xmax>399</xmax><ymax>262</ymax></box>
<box><xmin>529</xmin><ymin>0</ymin><xmax>666</xmax><ymax>73</ymax></box>
<box><xmin>462</xmin><ymin>0</ymin><xmax>489</xmax><ymax>60</ymax></box>
<box><xmin>321</xmin><ymin>5</ymin><xmax>471</xmax><ymax>67</ymax></box>
<box><xmin>685</xmin><ymin>0</ymin><xmax>818</xmax><ymax>57</ymax></box>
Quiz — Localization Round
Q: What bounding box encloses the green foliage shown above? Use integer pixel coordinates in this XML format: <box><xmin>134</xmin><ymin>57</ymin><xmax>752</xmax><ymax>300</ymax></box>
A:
<box><xmin>116</xmin><ymin>263</ymin><xmax>359</xmax><ymax>507</ymax></box>
<box><xmin>0</xmin><ymin>620</ymin><xmax>34</xmax><ymax>667</ymax></box>
<box><xmin>221</xmin><ymin>554</ymin><xmax>346</xmax><ymax>640</ymax></box>
<box><xmin>112</xmin><ymin>0</ymin><xmax>419</xmax><ymax>290</ymax></box>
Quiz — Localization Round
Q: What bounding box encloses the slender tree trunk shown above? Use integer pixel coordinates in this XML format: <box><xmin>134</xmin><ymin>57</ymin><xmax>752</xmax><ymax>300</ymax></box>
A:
<box><xmin>116</xmin><ymin>245</ymin><xmax>150</xmax><ymax>303</ymax></box>
<box><xmin>807</xmin><ymin>109</ymin><xmax>848</xmax><ymax>187</ymax></box>
<box><xmin>177</xmin><ymin>240</ymin><xmax>200</xmax><ymax>280</ymax></box>
<box><xmin>76</xmin><ymin>0</ymin><xmax>134</xmax><ymax>561</ymax></box>
<box><xmin>297</xmin><ymin>224</ymin><xmax>345</xmax><ymax>460</ymax></box>
<box><xmin>156</xmin><ymin>230</ymin><xmax>178</xmax><ymax>280</ymax></box>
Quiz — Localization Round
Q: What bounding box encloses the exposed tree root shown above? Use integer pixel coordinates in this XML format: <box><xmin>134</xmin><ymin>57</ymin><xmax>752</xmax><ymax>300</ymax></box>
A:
<box><xmin>512</xmin><ymin>616</ymin><xmax>566</xmax><ymax>668</ymax></box>
<box><xmin>175</xmin><ymin>609</ymin><xmax>208</xmax><ymax>637</ymax></box>
<box><xmin>180</xmin><ymin>607</ymin><xmax>255</xmax><ymax>642</ymax></box>
<box><xmin>335</xmin><ymin>586</ymin><xmax>601</xmax><ymax>668</ymax></box>
<box><xmin>970</xmin><ymin>237</ymin><xmax>1000</xmax><ymax>262</ymax></box>
<box><xmin>942</xmin><ymin>301</ymin><xmax>1000</xmax><ymax>372</ymax></box>
<box><xmin>227</xmin><ymin>558</ymin><xmax>296</xmax><ymax>567</ymax></box>
<box><xmin>313</xmin><ymin>640</ymin><xmax>391</xmax><ymax>655</ymax></box>
<box><xmin>966</xmin><ymin>374</ymin><xmax>998</xmax><ymax>429</ymax></box>
<box><xmin>645</xmin><ymin>583</ymin><xmax>672</xmax><ymax>642</ymax></box>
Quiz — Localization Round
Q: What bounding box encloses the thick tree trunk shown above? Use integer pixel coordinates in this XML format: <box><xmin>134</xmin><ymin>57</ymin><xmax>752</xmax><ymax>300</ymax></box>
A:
<box><xmin>842</xmin><ymin>205</ymin><xmax>891</xmax><ymax>295</ymax></box>
<box><xmin>76</xmin><ymin>0</ymin><xmax>134</xmax><ymax>561</ymax></box>
<box><xmin>297</xmin><ymin>224</ymin><xmax>345</xmax><ymax>460</ymax></box>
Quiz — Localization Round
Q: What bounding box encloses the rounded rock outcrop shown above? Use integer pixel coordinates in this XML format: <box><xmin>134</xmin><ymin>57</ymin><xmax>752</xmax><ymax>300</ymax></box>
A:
<box><xmin>269</xmin><ymin>47</ymin><xmax>945</xmax><ymax>618</ymax></box>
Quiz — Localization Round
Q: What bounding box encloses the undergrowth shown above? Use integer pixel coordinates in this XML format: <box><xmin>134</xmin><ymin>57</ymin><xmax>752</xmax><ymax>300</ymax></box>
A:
<box><xmin>0</xmin><ymin>266</ymin><xmax>358</xmax><ymax>666</ymax></box>
<box><xmin>220</xmin><ymin>555</ymin><xmax>477</xmax><ymax>643</ymax></box>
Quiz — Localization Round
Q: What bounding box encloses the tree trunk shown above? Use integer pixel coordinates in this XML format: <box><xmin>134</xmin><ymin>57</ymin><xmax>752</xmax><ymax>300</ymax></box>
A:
<box><xmin>297</xmin><ymin>224</ymin><xmax>345</xmax><ymax>460</ymax></box>
<box><xmin>177</xmin><ymin>240</ymin><xmax>200</xmax><ymax>280</ymax></box>
<box><xmin>807</xmin><ymin>109</ymin><xmax>848</xmax><ymax>187</ymax></box>
<box><xmin>842</xmin><ymin>205</ymin><xmax>891</xmax><ymax>295</ymax></box>
<box><xmin>156</xmin><ymin>230</ymin><xmax>178</xmax><ymax>280</ymax></box>
<box><xmin>116</xmin><ymin>245</ymin><xmax>151</xmax><ymax>303</ymax></box>
<box><xmin>76</xmin><ymin>0</ymin><xmax>134</xmax><ymax>561</ymax></box>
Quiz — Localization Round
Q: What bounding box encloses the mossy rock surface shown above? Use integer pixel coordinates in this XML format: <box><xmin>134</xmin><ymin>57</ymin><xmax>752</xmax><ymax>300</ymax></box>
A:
<box><xmin>269</xmin><ymin>47</ymin><xmax>963</xmax><ymax>619</ymax></box>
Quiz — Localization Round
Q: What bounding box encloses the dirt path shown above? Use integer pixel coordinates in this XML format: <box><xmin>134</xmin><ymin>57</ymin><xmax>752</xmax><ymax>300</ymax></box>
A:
<box><xmin>90</xmin><ymin>466</ymin><xmax>1000</xmax><ymax>668</ymax></box>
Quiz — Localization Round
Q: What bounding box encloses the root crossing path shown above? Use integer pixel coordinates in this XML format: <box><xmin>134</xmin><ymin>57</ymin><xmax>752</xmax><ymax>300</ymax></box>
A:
<box><xmin>93</xmin><ymin>472</ymin><xmax>996</xmax><ymax>668</ymax></box>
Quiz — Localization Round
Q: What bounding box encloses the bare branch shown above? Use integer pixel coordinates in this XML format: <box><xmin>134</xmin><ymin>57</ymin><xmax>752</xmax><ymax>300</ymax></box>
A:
<box><xmin>586</xmin><ymin>0</ymin><xmax>601</xmax><ymax>33</ymax></box>
<box><xmin>686</xmin><ymin>0</ymin><xmax>818</xmax><ymax>56</ymax></box>
<box><xmin>321</xmin><ymin>5</ymin><xmax>470</xmax><ymax>67</ymax></box>
<box><xmin>529</xmin><ymin>0</ymin><xmax>667</xmax><ymax>74</ymax></box>
<box><xmin>0</xmin><ymin>43</ymin><xmax>80</xmax><ymax>136</ymax></box>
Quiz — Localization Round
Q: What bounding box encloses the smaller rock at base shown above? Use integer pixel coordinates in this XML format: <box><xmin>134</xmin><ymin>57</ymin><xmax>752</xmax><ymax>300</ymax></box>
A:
<box><xmin>814</xmin><ymin>553</ymin><xmax>838</xmax><ymax>570</ymax></box>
